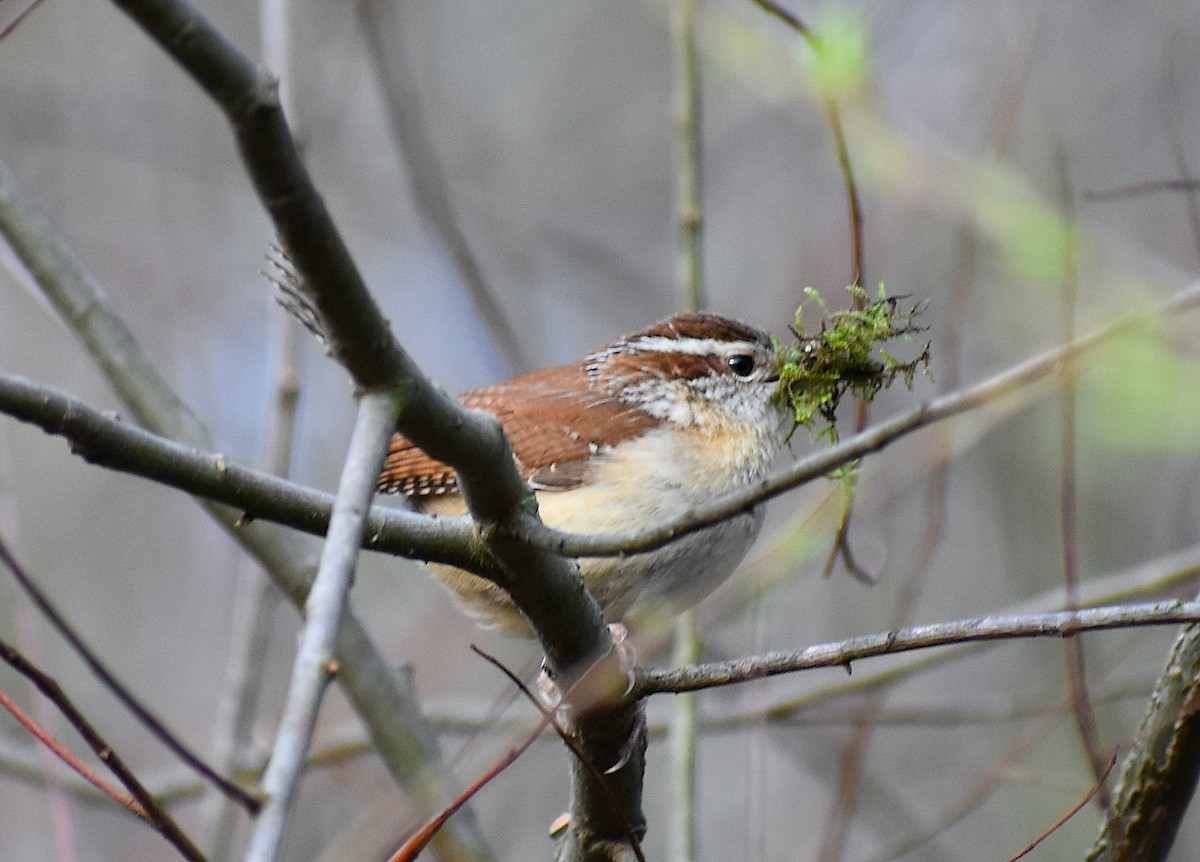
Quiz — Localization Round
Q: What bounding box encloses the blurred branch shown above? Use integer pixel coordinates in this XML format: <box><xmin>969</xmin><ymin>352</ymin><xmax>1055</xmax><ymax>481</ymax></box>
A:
<box><xmin>0</xmin><ymin>637</ymin><xmax>207</xmax><ymax>861</ymax></box>
<box><xmin>669</xmin><ymin>613</ymin><xmax>699</xmax><ymax>862</ymax></box>
<box><xmin>1083</xmin><ymin>179</ymin><xmax>1200</xmax><ymax>202</ymax></box>
<box><xmin>246</xmin><ymin>393</ymin><xmax>398</xmax><ymax>862</ymax></box>
<box><xmin>674</xmin><ymin>0</ymin><xmax>705</xmax><ymax>312</ymax></box>
<box><xmin>357</xmin><ymin>0</ymin><xmax>529</xmax><ymax>375</ymax></box>
<box><xmin>107</xmin><ymin>0</ymin><xmax>610</xmax><ymax>674</ymax></box>
<box><xmin>69</xmin><ymin>0</ymin><xmax>638</xmax><ymax>850</ymax></box>
<box><xmin>202</xmin><ymin>0</ymin><xmax>303</xmax><ymax>832</ymax></box>
<box><xmin>5</xmin><ymin>279</ymin><xmax>1200</xmax><ymax>576</ymax></box>
<box><xmin>750</xmin><ymin>0</ymin><xmax>869</xmax><ymax>590</ymax></box>
<box><xmin>1086</xmin><ymin>622</ymin><xmax>1200</xmax><ymax>862</ymax></box>
<box><xmin>671</xmin><ymin>0</ymin><xmax>704</xmax><ymax>856</ymax></box>
<box><xmin>391</xmin><ymin>647</ymin><xmax>647</xmax><ymax>862</ymax></box>
<box><xmin>635</xmin><ymin>601</ymin><xmax>1200</xmax><ymax>695</ymax></box>
<box><xmin>866</xmin><ymin>704</ymin><xmax>1066</xmax><ymax>862</ymax></box>
<box><xmin>1056</xmin><ymin>151</ymin><xmax>1115</xmax><ymax>823</ymax></box>
<box><xmin>1008</xmin><ymin>753</ymin><xmax>1115</xmax><ymax>862</ymax></box>
<box><xmin>0</xmin><ymin>0</ymin><xmax>48</xmax><ymax>41</ymax></box>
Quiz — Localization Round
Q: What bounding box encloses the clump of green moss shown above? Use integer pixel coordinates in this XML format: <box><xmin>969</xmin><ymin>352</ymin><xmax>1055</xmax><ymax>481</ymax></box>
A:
<box><xmin>775</xmin><ymin>285</ymin><xmax>930</xmax><ymax>442</ymax></box>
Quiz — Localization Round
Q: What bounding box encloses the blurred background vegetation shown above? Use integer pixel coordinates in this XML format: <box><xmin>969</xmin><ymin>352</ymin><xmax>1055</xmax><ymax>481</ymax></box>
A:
<box><xmin>2</xmin><ymin>0</ymin><xmax>1200</xmax><ymax>859</ymax></box>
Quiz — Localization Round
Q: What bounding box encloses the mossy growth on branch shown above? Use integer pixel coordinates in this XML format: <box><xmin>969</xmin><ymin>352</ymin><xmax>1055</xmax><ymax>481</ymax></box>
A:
<box><xmin>774</xmin><ymin>284</ymin><xmax>931</xmax><ymax>442</ymax></box>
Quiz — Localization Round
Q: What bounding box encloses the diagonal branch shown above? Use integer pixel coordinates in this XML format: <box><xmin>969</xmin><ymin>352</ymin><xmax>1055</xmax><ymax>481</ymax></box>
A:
<box><xmin>0</xmin><ymin>535</ymin><xmax>259</xmax><ymax>812</ymax></box>
<box><xmin>1086</xmin><ymin>621</ymin><xmax>1200</xmax><ymax>862</ymax></box>
<box><xmin>245</xmin><ymin>393</ymin><xmax>398</xmax><ymax>862</ymax></box>
<box><xmin>99</xmin><ymin>0</ymin><xmax>640</xmax><ymax>853</ymax></box>
<box><xmin>0</xmin><ymin>637</ymin><xmax>207</xmax><ymax>861</ymax></box>
<box><xmin>106</xmin><ymin>0</ymin><xmax>608</xmax><ymax>679</ymax></box>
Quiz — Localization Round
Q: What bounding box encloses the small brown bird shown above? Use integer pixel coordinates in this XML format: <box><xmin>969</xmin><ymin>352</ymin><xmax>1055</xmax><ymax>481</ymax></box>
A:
<box><xmin>377</xmin><ymin>313</ymin><xmax>789</xmax><ymax>636</ymax></box>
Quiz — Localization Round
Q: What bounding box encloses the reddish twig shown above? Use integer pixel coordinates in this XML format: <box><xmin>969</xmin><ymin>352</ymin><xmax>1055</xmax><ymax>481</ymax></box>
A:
<box><xmin>0</xmin><ymin>637</ymin><xmax>208</xmax><ymax>860</ymax></box>
<box><xmin>0</xmin><ymin>684</ymin><xmax>146</xmax><ymax>818</ymax></box>
<box><xmin>0</xmin><ymin>535</ymin><xmax>259</xmax><ymax>812</ymax></box>
<box><xmin>1006</xmin><ymin>753</ymin><xmax>1118</xmax><ymax>862</ymax></box>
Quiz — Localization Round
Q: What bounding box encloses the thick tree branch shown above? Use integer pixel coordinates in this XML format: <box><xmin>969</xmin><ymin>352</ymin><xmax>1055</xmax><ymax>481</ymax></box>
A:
<box><xmin>634</xmin><ymin>601</ymin><xmax>1200</xmax><ymax>696</ymax></box>
<box><xmin>1086</xmin><ymin>622</ymin><xmax>1200</xmax><ymax>862</ymax></box>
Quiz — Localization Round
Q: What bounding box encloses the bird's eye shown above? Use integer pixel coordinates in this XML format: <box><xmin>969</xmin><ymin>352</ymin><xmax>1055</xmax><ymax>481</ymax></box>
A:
<box><xmin>726</xmin><ymin>353</ymin><xmax>757</xmax><ymax>377</ymax></box>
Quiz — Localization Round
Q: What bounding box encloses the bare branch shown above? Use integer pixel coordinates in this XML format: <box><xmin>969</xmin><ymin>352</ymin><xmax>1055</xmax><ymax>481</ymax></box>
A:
<box><xmin>0</xmin><ymin>637</ymin><xmax>208</xmax><ymax>861</ymax></box>
<box><xmin>635</xmin><ymin>601</ymin><xmax>1200</xmax><ymax>696</ymax></box>
<box><xmin>246</xmin><ymin>393</ymin><xmax>398</xmax><ymax>862</ymax></box>
<box><xmin>0</xmin><ymin>535</ymin><xmax>259</xmax><ymax>812</ymax></box>
<box><xmin>0</xmin><ymin>370</ymin><xmax>484</xmax><ymax>574</ymax></box>
<box><xmin>1087</xmin><ymin>621</ymin><xmax>1200</xmax><ymax>862</ymax></box>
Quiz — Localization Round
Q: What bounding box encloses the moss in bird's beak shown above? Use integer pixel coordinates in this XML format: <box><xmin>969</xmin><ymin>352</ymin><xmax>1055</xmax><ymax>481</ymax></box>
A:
<box><xmin>773</xmin><ymin>284</ymin><xmax>931</xmax><ymax>443</ymax></box>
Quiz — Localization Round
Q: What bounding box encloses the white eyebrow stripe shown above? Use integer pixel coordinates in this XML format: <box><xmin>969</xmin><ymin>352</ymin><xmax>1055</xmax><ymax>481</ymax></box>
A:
<box><xmin>623</xmin><ymin>336</ymin><xmax>765</xmax><ymax>356</ymax></box>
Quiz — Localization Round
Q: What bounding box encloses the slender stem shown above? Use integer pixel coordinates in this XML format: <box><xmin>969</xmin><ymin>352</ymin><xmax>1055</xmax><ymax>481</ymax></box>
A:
<box><xmin>0</xmin><ymin>637</ymin><xmax>208</xmax><ymax>861</ymax></box>
<box><xmin>671</xmin><ymin>1</ymin><xmax>704</xmax><ymax>856</ymax></box>
<box><xmin>674</xmin><ymin>0</ymin><xmax>704</xmax><ymax>312</ymax></box>
<box><xmin>202</xmin><ymin>2</ymin><xmax>300</xmax><ymax>854</ymax></box>
<box><xmin>0</xmin><ymin>537</ymin><xmax>259</xmax><ymax>811</ymax></box>
<box><xmin>669</xmin><ymin>612</ymin><xmax>700</xmax><ymax>862</ymax></box>
<box><xmin>245</xmin><ymin>393</ymin><xmax>399</xmax><ymax>862</ymax></box>
<box><xmin>635</xmin><ymin>601</ymin><xmax>1200</xmax><ymax>696</ymax></box>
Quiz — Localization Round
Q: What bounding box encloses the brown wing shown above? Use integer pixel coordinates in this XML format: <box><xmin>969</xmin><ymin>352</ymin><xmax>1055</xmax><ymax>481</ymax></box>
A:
<box><xmin>376</xmin><ymin>365</ymin><xmax>657</xmax><ymax>497</ymax></box>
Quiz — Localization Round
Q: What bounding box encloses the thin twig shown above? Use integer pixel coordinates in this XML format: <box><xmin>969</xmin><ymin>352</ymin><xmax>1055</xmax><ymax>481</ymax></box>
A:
<box><xmin>1056</xmin><ymin>149</ymin><xmax>1115</xmax><ymax>823</ymax></box>
<box><xmin>671</xmin><ymin>0</ymin><xmax>704</xmax><ymax>856</ymax></box>
<box><xmin>471</xmin><ymin>647</ymin><xmax>649</xmax><ymax>862</ymax></box>
<box><xmin>0</xmin><ymin>536</ymin><xmax>260</xmax><ymax>813</ymax></box>
<box><xmin>1082</xmin><ymin>179</ymin><xmax>1200</xmax><ymax>202</ymax></box>
<box><xmin>520</xmin><ymin>280</ymin><xmax>1200</xmax><ymax>558</ymax></box>
<box><xmin>5</xmin><ymin>282</ymin><xmax>1200</xmax><ymax>574</ymax></box>
<box><xmin>1008</xmin><ymin>753</ymin><xmax>1117</xmax><ymax>862</ymax></box>
<box><xmin>635</xmin><ymin>601</ymin><xmax>1200</xmax><ymax>696</ymax></box>
<box><xmin>864</xmin><ymin>706</ymin><xmax>1066</xmax><ymax>862</ymax></box>
<box><xmin>0</xmin><ymin>370</ymin><xmax>484</xmax><ymax>572</ymax></box>
<box><xmin>0</xmin><ymin>637</ymin><xmax>208</xmax><ymax>860</ymax></box>
<box><xmin>245</xmin><ymin>392</ymin><xmax>400</xmax><ymax>862</ymax></box>
<box><xmin>669</xmin><ymin>613</ymin><xmax>700</xmax><ymax>862</ymax></box>
<box><xmin>0</xmin><ymin>118</ymin><xmax>493</xmax><ymax>862</ymax></box>
<box><xmin>0</xmin><ymin>0</ymin><xmax>48</xmax><ymax>42</ymax></box>
<box><xmin>674</xmin><ymin>0</ymin><xmax>705</xmax><ymax>313</ymax></box>
<box><xmin>0</xmin><ymin>685</ymin><xmax>146</xmax><ymax>818</ymax></box>
<box><xmin>201</xmin><ymin>2</ymin><xmax>300</xmax><ymax>853</ymax></box>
